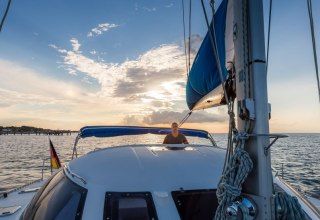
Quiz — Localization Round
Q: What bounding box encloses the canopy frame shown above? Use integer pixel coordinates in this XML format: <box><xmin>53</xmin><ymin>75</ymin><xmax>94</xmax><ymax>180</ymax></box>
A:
<box><xmin>71</xmin><ymin>126</ymin><xmax>217</xmax><ymax>159</ymax></box>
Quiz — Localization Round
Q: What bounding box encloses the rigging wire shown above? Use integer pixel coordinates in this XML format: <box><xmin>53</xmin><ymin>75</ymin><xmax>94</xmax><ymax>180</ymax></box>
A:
<box><xmin>178</xmin><ymin>111</ymin><xmax>192</xmax><ymax>127</ymax></box>
<box><xmin>266</xmin><ymin>0</ymin><xmax>273</xmax><ymax>72</ymax></box>
<box><xmin>200</xmin><ymin>1</ymin><xmax>238</xmax><ymax>171</ymax></box>
<box><xmin>178</xmin><ymin>0</ymin><xmax>193</xmax><ymax>128</ymax></box>
<box><xmin>178</xmin><ymin>0</ymin><xmax>192</xmax><ymax>128</ymax></box>
<box><xmin>306</xmin><ymin>0</ymin><xmax>320</xmax><ymax>102</ymax></box>
<box><xmin>188</xmin><ymin>0</ymin><xmax>192</xmax><ymax>72</ymax></box>
<box><xmin>181</xmin><ymin>0</ymin><xmax>189</xmax><ymax>77</ymax></box>
<box><xmin>0</xmin><ymin>0</ymin><xmax>12</xmax><ymax>32</ymax></box>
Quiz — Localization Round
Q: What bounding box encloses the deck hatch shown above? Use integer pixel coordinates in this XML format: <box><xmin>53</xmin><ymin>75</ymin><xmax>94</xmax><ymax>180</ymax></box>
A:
<box><xmin>104</xmin><ymin>191</ymin><xmax>158</xmax><ymax>220</ymax></box>
<box><xmin>172</xmin><ymin>189</ymin><xmax>219</xmax><ymax>220</ymax></box>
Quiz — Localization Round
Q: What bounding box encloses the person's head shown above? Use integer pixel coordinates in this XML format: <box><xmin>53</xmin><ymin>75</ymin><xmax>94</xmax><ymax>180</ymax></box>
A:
<box><xmin>171</xmin><ymin>122</ymin><xmax>179</xmax><ymax>134</ymax></box>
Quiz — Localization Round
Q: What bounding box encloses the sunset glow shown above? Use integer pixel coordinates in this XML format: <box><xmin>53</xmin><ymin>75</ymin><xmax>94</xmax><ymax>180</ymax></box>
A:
<box><xmin>0</xmin><ymin>0</ymin><xmax>319</xmax><ymax>133</ymax></box>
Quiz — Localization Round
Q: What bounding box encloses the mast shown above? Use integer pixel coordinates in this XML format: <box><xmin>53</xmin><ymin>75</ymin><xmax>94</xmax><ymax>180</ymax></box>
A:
<box><xmin>233</xmin><ymin>0</ymin><xmax>273</xmax><ymax>219</ymax></box>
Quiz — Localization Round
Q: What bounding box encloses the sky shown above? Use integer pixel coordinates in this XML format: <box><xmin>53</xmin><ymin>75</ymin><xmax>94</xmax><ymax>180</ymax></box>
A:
<box><xmin>0</xmin><ymin>0</ymin><xmax>319</xmax><ymax>133</ymax></box>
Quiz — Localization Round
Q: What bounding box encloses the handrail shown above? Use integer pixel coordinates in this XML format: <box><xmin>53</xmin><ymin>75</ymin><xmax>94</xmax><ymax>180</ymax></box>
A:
<box><xmin>64</xmin><ymin>165</ymin><xmax>87</xmax><ymax>185</ymax></box>
<box><xmin>41</xmin><ymin>157</ymin><xmax>51</xmax><ymax>180</ymax></box>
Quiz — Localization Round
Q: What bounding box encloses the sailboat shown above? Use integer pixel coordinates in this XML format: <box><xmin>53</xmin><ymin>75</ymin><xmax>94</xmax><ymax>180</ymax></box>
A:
<box><xmin>0</xmin><ymin>0</ymin><xmax>320</xmax><ymax>219</ymax></box>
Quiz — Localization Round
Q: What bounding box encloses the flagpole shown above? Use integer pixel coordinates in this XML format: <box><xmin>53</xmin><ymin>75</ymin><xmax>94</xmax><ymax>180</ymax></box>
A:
<box><xmin>49</xmin><ymin>136</ymin><xmax>52</xmax><ymax>175</ymax></box>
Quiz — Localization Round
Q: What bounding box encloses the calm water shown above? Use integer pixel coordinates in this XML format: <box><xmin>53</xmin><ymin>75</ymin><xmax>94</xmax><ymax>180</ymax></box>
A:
<box><xmin>0</xmin><ymin>133</ymin><xmax>319</xmax><ymax>198</ymax></box>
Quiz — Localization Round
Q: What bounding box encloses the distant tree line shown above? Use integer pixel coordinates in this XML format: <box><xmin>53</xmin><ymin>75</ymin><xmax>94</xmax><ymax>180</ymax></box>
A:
<box><xmin>0</xmin><ymin>126</ymin><xmax>74</xmax><ymax>135</ymax></box>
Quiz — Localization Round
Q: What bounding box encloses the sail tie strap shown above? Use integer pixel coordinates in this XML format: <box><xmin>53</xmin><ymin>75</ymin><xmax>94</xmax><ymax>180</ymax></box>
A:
<box><xmin>214</xmin><ymin>139</ymin><xmax>253</xmax><ymax>220</ymax></box>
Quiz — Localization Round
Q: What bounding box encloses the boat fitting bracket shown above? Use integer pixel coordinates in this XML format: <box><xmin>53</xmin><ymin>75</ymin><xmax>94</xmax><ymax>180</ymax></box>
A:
<box><xmin>236</xmin><ymin>133</ymin><xmax>288</xmax><ymax>155</ymax></box>
<box><xmin>263</xmin><ymin>134</ymin><xmax>288</xmax><ymax>155</ymax></box>
<box><xmin>238</xmin><ymin>99</ymin><xmax>255</xmax><ymax>121</ymax></box>
<box><xmin>245</xmin><ymin>133</ymin><xmax>288</xmax><ymax>155</ymax></box>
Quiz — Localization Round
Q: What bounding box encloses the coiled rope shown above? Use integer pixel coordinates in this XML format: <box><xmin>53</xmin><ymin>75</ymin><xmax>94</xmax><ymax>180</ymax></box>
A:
<box><xmin>214</xmin><ymin>137</ymin><xmax>253</xmax><ymax>220</ymax></box>
<box><xmin>275</xmin><ymin>192</ymin><xmax>308</xmax><ymax>220</ymax></box>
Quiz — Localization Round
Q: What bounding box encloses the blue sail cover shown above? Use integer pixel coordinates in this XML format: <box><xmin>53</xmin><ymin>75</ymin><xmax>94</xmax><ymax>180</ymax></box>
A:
<box><xmin>79</xmin><ymin>126</ymin><xmax>210</xmax><ymax>139</ymax></box>
<box><xmin>186</xmin><ymin>0</ymin><xmax>228</xmax><ymax>110</ymax></box>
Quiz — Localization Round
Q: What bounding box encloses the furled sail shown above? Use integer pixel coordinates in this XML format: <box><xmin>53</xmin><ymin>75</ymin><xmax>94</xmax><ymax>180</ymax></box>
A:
<box><xmin>186</xmin><ymin>0</ymin><xmax>233</xmax><ymax>110</ymax></box>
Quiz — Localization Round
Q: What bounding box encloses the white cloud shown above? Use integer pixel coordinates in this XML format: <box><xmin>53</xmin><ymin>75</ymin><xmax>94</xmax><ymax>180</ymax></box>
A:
<box><xmin>143</xmin><ymin>7</ymin><xmax>156</xmax><ymax>12</ymax></box>
<box><xmin>44</xmin><ymin>39</ymin><xmax>203</xmax><ymax>129</ymax></box>
<box><xmin>50</xmin><ymin>42</ymin><xmax>123</xmax><ymax>86</ymax></box>
<box><xmin>49</xmin><ymin>44</ymin><xmax>67</xmax><ymax>53</ymax></box>
<box><xmin>87</xmin><ymin>23</ymin><xmax>118</xmax><ymax>37</ymax></box>
<box><xmin>90</xmin><ymin>50</ymin><xmax>97</xmax><ymax>55</ymax></box>
<box><xmin>0</xmin><ymin>59</ymin><xmax>145</xmax><ymax>129</ymax></box>
<box><xmin>165</xmin><ymin>3</ymin><xmax>173</xmax><ymax>8</ymax></box>
<box><xmin>81</xmin><ymin>76</ymin><xmax>93</xmax><ymax>84</ymax></box>
<box><xmin>122</xmin><ymin>115</ymin><xmax>143</xmax><ymax>126</ymax></box>
<box><xmin>0</xmin><ymin>59</ymin><xmax>87</xmax><ymax>105</ymax></box>
<box><xmin>143</xmin><ymin>110</ymin><xmax>227</xmax><ymax>125</ymax></box>
<box><xmin>70</xmin><ymin>38</ymin><xmax>81</xmax><ymax>51</ymax></box>
<box><xmin>51</xmin><ymin>39</ymin><xmax>192</xmax><ymax>106</ymax></box>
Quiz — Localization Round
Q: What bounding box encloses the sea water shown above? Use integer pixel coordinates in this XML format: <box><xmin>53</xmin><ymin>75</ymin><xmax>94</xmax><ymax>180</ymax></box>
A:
<box><xmin>0</xmin><ymin>133</ymin><xmax>319</xmax><ymax>198</ymax></box>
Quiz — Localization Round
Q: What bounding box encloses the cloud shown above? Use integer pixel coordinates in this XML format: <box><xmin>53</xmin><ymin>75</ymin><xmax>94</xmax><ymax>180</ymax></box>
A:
<box><xmin>47</xmin><ymin>38</ymin><xmax>203</xmax><ymax>129</ymax></box>
<box><xmin>112</xmin><ymin>45</ymin><xmax>188</xmax><ymax>101</ymax></box>
<box><xmin>0</xmin><ymin>60</ymin><xmax>88</xmax><ymax>103</ymax></box>
<box><xmin>87</xmin><ymin>23</ymin><xmax>118</xmax><ymax>37</ymax></box>
<box><xmin>81</xmin><ymin>76</ymin><xmax>93</xmax><ymax>84</ymax></box>
<box><xmin>0</xmin><ymin>59</ymin><xmax>148</xmax><ymax>129</ymax></box>
<box><xmin>122</xmin><ymin>115</ymin><xmax>143</xmax><ymax>126</ymax></box>
<box><xmin>150</xmin><ymin>100</ymin><xmax>173</xmax><ymax>108</ymax></box>
<box><xmin>134</xmin><ymin>3</ymin><xmax>138</xmax><ymax>11</ymax></box>
<box><xmin>51</xmin><ymin>40</ymin><xmax>190</xmax><ymax>106</ymax></box>
<box><xmin>143</xmin><ymin>110</ymin><xmax>227</xmax><ymax>125</ymax></box>
<box><xmin>50</xmin><ymin>41</ymin><xmax>125</xmax><ymax>93</ymax></box>
<box><xmin>165</xmin><ymin>3</ymin><xmax>174</xmax><ymax>8</ymax></box>
<box><xmin>142</xmin><ymin>7</ymin><xmax>156</xmax><ymax>12</ymax></box>
<box><xmin>185</xmin><ymin>34</ymin><xmax>203</xmax><ymax>54</ymax></box>
<box><xmin>70</xmin><ymin>38</ymin><xmax>81</xmax><ymax>51</ymax></box>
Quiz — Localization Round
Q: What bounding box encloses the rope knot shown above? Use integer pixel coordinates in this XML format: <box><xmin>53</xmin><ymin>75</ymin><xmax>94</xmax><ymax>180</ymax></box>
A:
<box><xmin>223</xmin><ymin>182</ymin><xmax>241</xmax><ymax>197</ymax></box>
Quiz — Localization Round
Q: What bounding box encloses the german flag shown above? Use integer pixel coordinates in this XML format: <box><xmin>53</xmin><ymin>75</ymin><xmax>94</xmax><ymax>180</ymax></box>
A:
<box><xmin>49</xmin><ymin>138</ymin><xmax>61</xmax><ymax>169</ymax></box>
